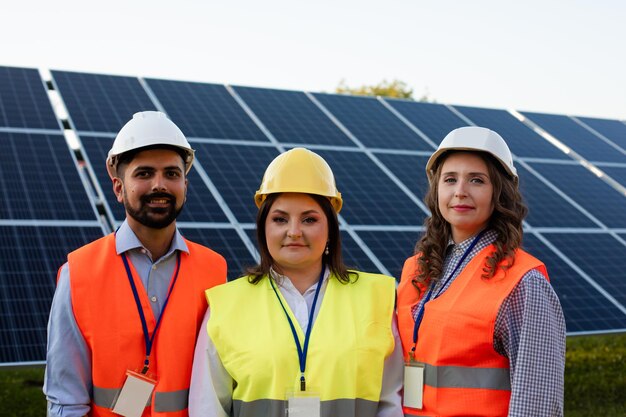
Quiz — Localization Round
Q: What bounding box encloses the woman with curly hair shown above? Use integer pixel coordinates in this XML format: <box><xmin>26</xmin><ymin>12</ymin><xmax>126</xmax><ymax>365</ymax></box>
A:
<box><xmin>397</xmin><ymin>126</ymin><xmax>565</xmax><ymax>417</ymax></box>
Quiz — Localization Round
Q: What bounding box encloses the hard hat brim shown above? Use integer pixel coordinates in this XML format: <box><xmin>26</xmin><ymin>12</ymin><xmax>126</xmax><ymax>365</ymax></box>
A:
<box><xmin>426</xmin><ymin>147</ymin><xmax>517</xmax><ymax>180</ymax></box>
<box><xmin>426</xmin><ymin>127</ymin><xmax>518</xmax><ymax>182</ymax></box>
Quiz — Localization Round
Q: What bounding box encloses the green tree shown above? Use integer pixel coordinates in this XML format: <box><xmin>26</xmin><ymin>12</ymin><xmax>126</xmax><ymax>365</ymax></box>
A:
<box><xmin>336</xmin><ymin>79</ymin><xmax>431</xmax><ymax>102</ymax></box>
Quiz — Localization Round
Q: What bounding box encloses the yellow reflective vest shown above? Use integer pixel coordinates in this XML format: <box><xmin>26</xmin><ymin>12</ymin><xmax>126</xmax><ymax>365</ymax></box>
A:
<box><xmin>206</xmin><ymin>271</ymin><xmax>396</xmax><ymax>417</ymax></box>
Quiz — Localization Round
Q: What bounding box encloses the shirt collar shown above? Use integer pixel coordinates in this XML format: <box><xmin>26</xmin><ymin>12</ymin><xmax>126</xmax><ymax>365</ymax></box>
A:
<box><xmin>115</xmin><ymin>219</ymin><xmax>189</xmax><ymax>258</ymax></box>
<box><xmin>269</xmin><ymin>266</ymin><xmax>331</xmax><ymax>291</ymax></box>
<box><xmin>447</xmin><ymin>229</ymin><xmax>498</xmax><ymax>253</ymax></box>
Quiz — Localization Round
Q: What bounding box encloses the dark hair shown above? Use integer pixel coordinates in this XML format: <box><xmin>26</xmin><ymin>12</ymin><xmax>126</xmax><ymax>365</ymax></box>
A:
<box><xmin>246</xmin><ymin>193</ymin><xmax>357</xmax><ymax>284</ymax></box>
<box><xmin>412</xmin><ymin>151</ymin><xmax>527</xmax><ymax>293</ymax></box>
<box><xmin>116</xmin><ymin>145</ymin><xmax>188</xmax><ymax>178</ymax></box>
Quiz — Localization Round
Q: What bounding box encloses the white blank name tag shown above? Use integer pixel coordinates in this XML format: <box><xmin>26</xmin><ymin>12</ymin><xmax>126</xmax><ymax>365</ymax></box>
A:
<box><xmin>403</xmin><ymin>363</ymin><xmax>424</xmax><ymax>409</ymax></box>
<box><xmin>287</xmin><ymin>391</ymin><xmax>320</xmax><ymax>417</ymax></box>
<box><xmin>111</xmin><ymin>371</ymin><xmax>155</xmax><ymax>417</ymax></box>
<box><xmin>288</xmin><ymin>397</ymin><xmax>320</xmax><ymax>417</ymax></box>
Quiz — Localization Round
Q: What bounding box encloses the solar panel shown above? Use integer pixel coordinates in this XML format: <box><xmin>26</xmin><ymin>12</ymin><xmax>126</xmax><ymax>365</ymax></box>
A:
<box><xmin>385</xmin><ymin>100</ymin><xmax>466</xmax><ymax>146</ymax></box>
<box><xmin>539</xmin><ymin>233</ymin><xmax>626</xmax><ymax>309</ymax></box>
<box><xmin>0</xmin><ymin>132</ymin><xmax>97</xmax><ymax>221</ymax></box>
<box><xmin>340</xmin><ymin>231</ymin><xmax>380</xmax><ymax>273</ymax></box>
<box><xmin>74</xmin><ymin>135</ymin><xmax>121</xmax><ymax>215</ymax></box>
<box><xmin>598</xmin><ymin>166</ymin><xmax>626</xmax><ymax>188</ymax></box>
<box><xmin>233</xmin><ymin>86</ymin><xmax>355</xmax><ymax>147</ymax></box>
<box><xmin>314</xmin><ymin>149</ymin><xmax>424</xmax><ymax>225</ymax></box>
<box><xmin>373</xmin><ymin>153</ymin><xmax>431</xmax><ymax>204</ymax></box>
<box><xmin>357</xmin><ymin>230</ymin><xmax>422</xmax><ymax>280</ymax></box>
<box><xmin>453</xmin><ymin>105</ymin><xmax>568</xmax><ymax>160</ymax></box>
<box><xmin>517</xmin><ymin>164</ymin><xmax>598</xmax><ymax>228</ymax></box>
<box><xmin>523</xmin><ymin>233</ymin><xmax>626</xmax><ymax>333</ymax></box>
<box><xmin>0</xmin><ymin>66</ymin><xmax>59</xmax><ymax>130</ymax></box>
<box><xmin>179</xmin><ymin>227</ymin><xmax>256</xmax><ymax>280</ymax></box>
<box><xmin>0</xmin><ymin>225</ymin><xmax>104</xmax><ymax>363</ymax></box>
<box><xmin>521</xmin><ymin>111</ymin><xmax>626</xmax><ymax>164</ymax></box>
<box><xmin>2</xmin><ymin>66</ymin><xmax>626</xmax><ymax>366</ymax></box>
<box><xmin>528</xmin><ymin>162</ymin><xmax>626</xmax><ymax>228</ymax></box>
<box><xmin>145</xmin><ymin>79</ymin><xmax>268</xmax><ymax>141</ymax></box>
<box><xmin>191</xmin><ymin>142</ymin><xmax>279</xmax><ymax>224</ymax></box>
<box><xmin>312</xmin><ymin>93</ymin><xmax>434</xmax><ymax>150</ymax></box>
<box><xmin>573</xmin><ymin>116</ymin><xmax>626</xmax><ymax>151</ymax></box>
<box><xmin>52</xmin><ymin>70</ymin><xmax>156</xmax><ymax>133</ymax></box>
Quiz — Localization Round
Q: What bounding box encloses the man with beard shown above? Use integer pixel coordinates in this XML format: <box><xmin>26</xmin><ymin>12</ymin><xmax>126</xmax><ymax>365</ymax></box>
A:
<box><xmin>44</xmin><ymin>111</ymin><xmax>227</xmax><ymax>417</ymax></box>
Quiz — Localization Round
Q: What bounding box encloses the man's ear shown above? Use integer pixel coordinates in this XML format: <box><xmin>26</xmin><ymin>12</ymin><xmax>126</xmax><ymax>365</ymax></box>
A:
<box><xmin>113</xmin><ymin>177</ymin><xmax>124</xmax><ymax>203</ymax></box>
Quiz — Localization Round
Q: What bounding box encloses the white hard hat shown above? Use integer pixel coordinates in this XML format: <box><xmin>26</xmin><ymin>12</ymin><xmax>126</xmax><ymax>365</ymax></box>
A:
<box><xmin>106</xmin><ymin>111</ymin><xmax>195</xmax><ymax>179</ymax></box>
<box><xmin>426</xmin><ymin>126</ymin><xmax>517</xmax><ymax>181</ymax></box>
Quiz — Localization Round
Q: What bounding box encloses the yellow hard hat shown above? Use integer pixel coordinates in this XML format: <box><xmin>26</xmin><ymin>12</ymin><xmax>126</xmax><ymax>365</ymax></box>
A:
<box><xmin>255</xmin><ymin>147</ymin><xmax>343</xmax><ymax>213</ymax></box>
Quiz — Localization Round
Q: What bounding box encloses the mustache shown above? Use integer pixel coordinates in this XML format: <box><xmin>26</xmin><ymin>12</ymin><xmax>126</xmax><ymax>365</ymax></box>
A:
<box><xmin>140</xmin><ymin>192</ymin><xmax>176</xmax><ymax>204</ymax></box>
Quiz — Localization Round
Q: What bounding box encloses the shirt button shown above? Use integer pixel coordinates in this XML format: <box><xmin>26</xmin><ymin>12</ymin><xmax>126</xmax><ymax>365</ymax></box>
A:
<box><xmin>151</xmin><ymin>296</ymin><xmax>157</xmax><ymax>302</ymax></box>
<box><xmin>152</xmin><ymin>265</ymin><xmax>157</xmax><ymax>270</ymax></box>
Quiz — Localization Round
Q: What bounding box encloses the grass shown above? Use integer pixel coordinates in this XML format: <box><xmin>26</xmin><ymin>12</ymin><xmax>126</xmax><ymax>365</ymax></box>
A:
<box><xmin>564</xmin><ymin>332</ymin><xmax>625</xmax><ymax>416</ymax></box>
<box><xmin>0</xmin><ymin>366</ymin><xmax>46</xmax><ymax>417</ymax></box>
<box><xmin>1</xmin><ymin>333</ymin><xmax>624</xmax><ymax>416</ymax></box>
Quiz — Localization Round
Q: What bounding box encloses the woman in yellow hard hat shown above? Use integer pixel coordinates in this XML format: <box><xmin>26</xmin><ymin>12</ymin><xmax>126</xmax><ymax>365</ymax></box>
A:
<box><xmin>397</xmin><ymin>127</ymin><xmax>566</xmax><ymax>416</ymax></box>
<box><xmin>189</xmin><ymin>147</ymin><xmax>403</xmax><ymax>417</ymax></box>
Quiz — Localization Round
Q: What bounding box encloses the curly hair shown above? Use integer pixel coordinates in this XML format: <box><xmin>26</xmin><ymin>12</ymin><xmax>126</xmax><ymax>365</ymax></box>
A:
<box><xmin>246</xmin><ymin>193</ymin><xmax>357</xmax><ymax>284</ymax></box>
<box><xmin>413</xmin><ymin>151</ymin><xmax>527</xmax><ymax>293</ymax></box>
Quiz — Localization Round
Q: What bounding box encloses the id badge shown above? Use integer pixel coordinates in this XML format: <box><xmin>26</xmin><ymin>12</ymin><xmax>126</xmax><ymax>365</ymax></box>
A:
<box><xmin>286</xmin><ymin>388</ymin><xmax>320</xmax><ymax>417</ymax></box>
<box><xmin>111</xmin><ymin>370</ymin><xmax>156</xmax><ymax>417</ymax></box>
<box><xmin>403</xmin><ymin>362</ymin><xmax>424</xmax><ymax>409</ymax></box>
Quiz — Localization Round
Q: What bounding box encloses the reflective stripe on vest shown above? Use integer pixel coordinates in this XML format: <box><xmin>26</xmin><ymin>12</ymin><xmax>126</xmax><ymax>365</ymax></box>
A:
<box><xmin>423</xmin><ymin>363</ymin><xmax>510</xmax><ymax>390</ymax></box>
<box><xmin>93</xmin><ymin>386</ymin><xmax>189</xmax><ymax>412</ymax></box>
<box><xmin>232</xmin><ymin>398</ymin><xmax>378</xmax><ymax>417</ymax></box>
<box><xmin>207</xmin><ymin>272</ymin><xmax>396</xmax><ymax>417</ymax></box>
<box><xmin>93</xmin><ymin>386</ymin><xmax>118</xmax><ymax>409</ymax></box>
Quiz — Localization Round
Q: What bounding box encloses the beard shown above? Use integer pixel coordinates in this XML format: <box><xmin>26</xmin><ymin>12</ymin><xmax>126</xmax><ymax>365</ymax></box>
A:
<box><xmin>123</xmin><ymin>191</ymin><xmax>184</xmax><ymax>229</ymax></box>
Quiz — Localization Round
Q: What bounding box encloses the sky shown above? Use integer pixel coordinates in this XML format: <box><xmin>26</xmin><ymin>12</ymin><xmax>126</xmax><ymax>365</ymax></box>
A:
<box><xmin>2</xmin><ymin>0</ymin><xmax>625</xmax><ymax>120</ymax></box>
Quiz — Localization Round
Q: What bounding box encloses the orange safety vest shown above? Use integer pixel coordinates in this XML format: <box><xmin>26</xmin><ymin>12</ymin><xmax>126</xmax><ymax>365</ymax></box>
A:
<box><xmin>397</xmin><ymin>245</ymin><xmax>547</xmax><ymax>417</ymax></box>
<box><xmin>68</xmin><ymin>233</ymin><xmax>226</xmax><ymax>417</ymax></box>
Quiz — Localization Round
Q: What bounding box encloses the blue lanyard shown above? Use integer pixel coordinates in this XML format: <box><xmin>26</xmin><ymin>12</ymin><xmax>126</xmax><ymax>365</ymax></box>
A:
<box><xmin>269</xmin><ymin>265</ymin><xmax>326</xmax><ymax>392</ymax></box>
<box><xmin>410</xmin><ymin>230</ymin><xmax>485</xmax><ymax>358</ymax></box>
<box><xmin>121</xmin><ymin>251</ymin><xmax>181</xmax><ymax>374</ymax></box>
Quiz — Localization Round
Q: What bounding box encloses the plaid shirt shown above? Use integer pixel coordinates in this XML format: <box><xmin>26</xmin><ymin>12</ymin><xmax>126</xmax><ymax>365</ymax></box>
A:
<box><xmin>411</xmin><ymin>230</ymin><xmax>565</xmax><ymax>416</ymax></box>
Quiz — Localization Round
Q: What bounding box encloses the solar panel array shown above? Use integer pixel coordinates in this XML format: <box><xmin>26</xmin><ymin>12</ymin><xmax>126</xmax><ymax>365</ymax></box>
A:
<box><xmin>1</xmin><ymin>65</ymin><xmax>625</xmax><ymax>366</ymax></box>
<box><xmin>0</xmin><ymin>67</ymin><xmax>106</xmax><ymax>364</ymax></box>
